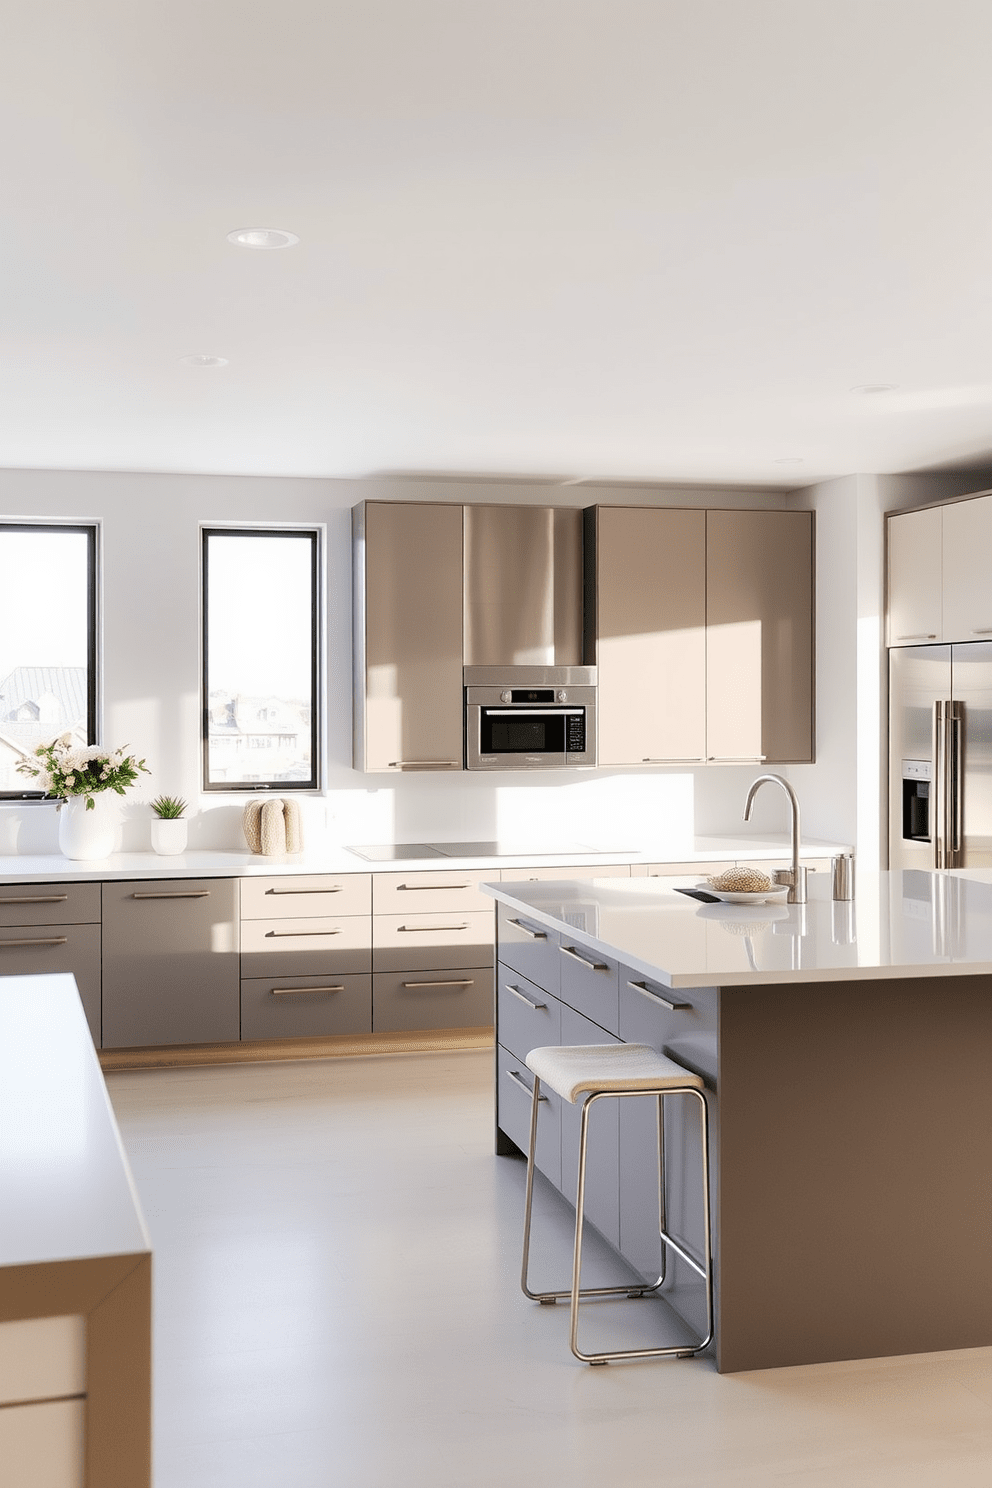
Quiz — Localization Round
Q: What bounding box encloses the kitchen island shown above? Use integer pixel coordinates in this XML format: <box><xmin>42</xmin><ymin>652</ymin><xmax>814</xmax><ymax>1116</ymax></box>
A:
<box><xmin>485</xmin><ymin>869</ymin><xmax>992</xmax><ymax>1373</ymax></box>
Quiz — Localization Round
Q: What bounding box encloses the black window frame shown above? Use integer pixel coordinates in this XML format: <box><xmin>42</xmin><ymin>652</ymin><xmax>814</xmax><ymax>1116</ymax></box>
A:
<box><xmin>0</xmin><ymin>521</ymin><xmax>99</xmax><ymax>802</ymax></box>
<box><xmin>201</xmin><ymin>526</ymin><xmax>321</xmax><ymax>793</ymax></box>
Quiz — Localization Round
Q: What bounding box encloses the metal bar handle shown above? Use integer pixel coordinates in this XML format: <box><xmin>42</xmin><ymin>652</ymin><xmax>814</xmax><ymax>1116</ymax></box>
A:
<box><xmin>131</xmin><ymin>890</ymin><xmax>210</xmax><ymax>899</ymax></box>
<box><xmin>270</xmin><ymin>985</ymin><xmax>344</xmax><ymax>996</ymax></box>
<box><xmin>707</xmin><ymin>755</ymin><xmax>767</xmax><ymax>762</ymax></box>
<box><xmin>400</xmin><ymin>979</ymin><xmax>475</xmax><ymax>989</ymax></box>
<box><xmin>397</xmin><ymin>882</ymin><xmax>471</xmax><ymax>891</ymax></box>
<box><xmin>0</xmin><ymin>936</ymin><xmax>68</xmax><ymax>948</ymax></box>
<box><xmin>387</xmin><ymin>760</ymin><xmax>461</xmax><ymax>769</ymax></box>
<box><xmin>560</xmin><ymin>944</ymin><xmax>609</xmax><ymax>972</ymax></box>
<box><xmin>642</xmin><ymin>757</ymin><xmax>705</xmax><ymax>763</ymax></box>
<box><xmin>508</xmin><ymin>918</ymin><xmax>547</xmax><ymax>940</ymax></box>
<box><xmin>506</xmin><ymin>983</ymin><xmax>547</xmax><ymax>1010</ymax></box>
<box><xmin>507</xmin><ymin>1069</ymin><xmax>547</xmax><ymax>1102</ymax></box>
<box><xmin>486</xmin><ymin>708</ymin><xmax>583</xmax><ymax>716</ymax></box>
<box><xmin>398</xmin><ymin>923</ymin><xmax>468</xmax><ymax>932</ymax></box>
<box><xmin>264</xmin><ymin>928</ymin><xmax>341</xmax><ymax>938</ymax></box>
<box><xmin>897</xmin><ymin>632</ymin><xmax>938</xmax><ymax>641</ymax></box>
<box><xmin>972</xmin><ymin>629</ymin><xmax>992</xmax><ymax>636</ymax></box>
<box><xmin>0</xmin><ymin>894</ymin><xmax>69</xmax><ymax>905</ymax></box>
<box><xmin>628</xmin><ymin>979</ymin><xmax>692</xmax><ymax>1011</ymax></box>
<box><xmin>266</xmin><ymin>886</ymin><xmax>341</xmax><ymax>895</ymax></box>
<box><xmin>950</xmin><ymin>701</ymin><xmax>964</xmax><ymax>856</ymax></box>
<box><xmin>933</xmin><ymin>700</ymin><xmax>947</xmax><ymax>870</ymax></box>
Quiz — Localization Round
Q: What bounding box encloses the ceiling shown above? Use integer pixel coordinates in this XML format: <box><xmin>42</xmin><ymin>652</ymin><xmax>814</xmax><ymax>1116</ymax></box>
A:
<box><xmin>4</xmin><ymin>1</ymin><xmax>992</xmax><ymax>487</ymax></box>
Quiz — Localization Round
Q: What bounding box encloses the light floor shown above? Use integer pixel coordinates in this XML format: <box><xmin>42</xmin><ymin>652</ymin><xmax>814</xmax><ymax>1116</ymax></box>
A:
<box><xmin>107</xmin><ymin>1050</ymin><xmax>992</xmax><ymax>1488</ymax></box>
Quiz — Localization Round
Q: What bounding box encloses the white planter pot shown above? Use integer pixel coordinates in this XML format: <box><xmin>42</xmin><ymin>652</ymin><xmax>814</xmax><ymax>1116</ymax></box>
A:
<box><xmin>150</xmin><ymin>818</ymin><xmax>188</xmax><ymax>856</ymax></box>
<box><xmin>58</xmin><ymin>795</ymin><xmax>116</xmax><ymax>861</ymax></box>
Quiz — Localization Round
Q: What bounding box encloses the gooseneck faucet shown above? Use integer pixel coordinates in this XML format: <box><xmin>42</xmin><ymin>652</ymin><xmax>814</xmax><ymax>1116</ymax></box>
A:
<box><xmin>743</xmin><ymin>772</ymin><xmax>807</xmax><ymax>904</ymax></box>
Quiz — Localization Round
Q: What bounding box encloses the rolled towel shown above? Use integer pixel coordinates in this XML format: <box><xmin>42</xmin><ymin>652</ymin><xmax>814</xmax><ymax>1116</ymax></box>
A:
<box><xmin>260</xmin><ymin>798</ymin><xmax>287</xmax><ymax>856</ymax></box>
<box><xmin>242</xmin><ymin>800</ymin><xmax>263</xmax><ymax>853</ymax></box>
<box><xmin>243</xmin><ymin>797</ymin><xmax>304</xmax><ymax>855</ymax></box>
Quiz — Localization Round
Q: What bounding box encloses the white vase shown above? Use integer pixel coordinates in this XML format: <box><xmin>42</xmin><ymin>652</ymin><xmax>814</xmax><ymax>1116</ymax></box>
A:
<box><xmin>151</xmin><ymin>818</ymin><xmax>188</xmax><ymax>856</ymax></box>
<box><xmin>58</xmin><ymin>794</ymin><xmax>116</xmax><ymax>861</ymax></box>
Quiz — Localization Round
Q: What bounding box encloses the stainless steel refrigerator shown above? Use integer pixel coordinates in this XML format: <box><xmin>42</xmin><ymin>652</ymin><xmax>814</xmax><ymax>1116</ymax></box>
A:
<box><xmin>889</xmin><ymin>643</ymin><xmax>992</xmax><ymax>870</ymax></box>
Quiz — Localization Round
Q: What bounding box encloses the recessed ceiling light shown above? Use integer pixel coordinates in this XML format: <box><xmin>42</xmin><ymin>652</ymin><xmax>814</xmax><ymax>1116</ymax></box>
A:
<box><xmin>178</xmin><ymin>354</ymin><xmax>229</xmax><ymax>368</ymax></box>
<box><xmin>773</xmin><ymin>457</ymin><xmax>804</xmax><ymax>465</ymax></box>
<box><xmin>849</xmin><ymin>383</ymin><xmax>899</xmax><ymax>395</ymax></box>
<box><xmin>226</xmin><ymin>228</ymin><xmax>299</xmax><ymax>250</ymax></box>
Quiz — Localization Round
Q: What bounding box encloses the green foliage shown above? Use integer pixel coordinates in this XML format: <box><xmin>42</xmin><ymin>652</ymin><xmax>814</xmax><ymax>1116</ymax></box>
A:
<box><xmin>16</xmin><ymin>736</ymin><xmax>150</xmax><ymax>802</ymax></box>
<box><xmin>150</xmin><ymin>795</ymin><xmax>188</xmax><ymax>819</ymax></box>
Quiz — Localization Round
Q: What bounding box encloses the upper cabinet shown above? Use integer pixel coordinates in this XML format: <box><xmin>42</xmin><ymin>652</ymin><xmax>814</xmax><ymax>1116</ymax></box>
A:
<box><xmin>586</xmin><ymin>506</ymin><xmax>814</xmax><ymax>766</ymax></box>
<box><xmin>587</xmin><ymin>506</ymin><xmax>707</xmax><ymax>765</ymax></box>
<box><xmin>353</xmin><ymin>502</ymin><xmax>464</xmax><ymax>773</ymax></box>
<box><xmin>887</xmin><ymin>506</ymin><xmax>942</xmax><ymax>646</ymax></box>
<box><xmin>888</xmin><ymin>493</ymin><xmax>992</xmax><ymax>646</ymax></box>
<box><xmin>706</xmin><ymin>510</ymin><xmax>814</xmax><ymax>764</ymax></box>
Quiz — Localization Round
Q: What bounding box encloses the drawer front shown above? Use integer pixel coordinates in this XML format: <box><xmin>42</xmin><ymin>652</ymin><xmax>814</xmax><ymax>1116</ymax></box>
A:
<box><xmin>496</xmin><ymin>903</ymin><xmax>560</xmax><ymax>994</ymax></box>
<box><xmin>497</xmin><ymin>1044</ymin><xmax>561</xmax><ymax>1187</ymax></box>
<box><xmin>240</xmin><ymin>873</ymin><xmax>370</xmax><ymax>919</ymax></box>
<box><xmin>619</xmin><ymin>968</ymin><xmax>717</xmax><ymax>1085</ymax></box>
<box><xmin>241</xmin><ymin>973</ymin><xmax>372</xmax><ymax>1040</ymax></box>
<box><xmin>499</xmin><ymin>863</ymin><xmax>630</xmax><ymax>882</ymax></box>
<box><xmin>635</xmin><ymin>861</ymin><xmax>735</xmax><ymax>879</ymax></box>
<box><xmin>0</xmin><ymin>882</ymin><xmax>101</xmax><ymax>926</ymax></box>
<box><xmin>372</xmin><ymin>870</ymin><xmax>498</xmax><ymax>915</ymax></box>
<box><xmin>556</xmin><ymin>938</ymin><xmax>619</xmax><ymax>1034</ymax></box>
<box><xmin>496</xmin><ymin>963</ymin><xmax>561</xmax><ymax>1064</ymax></box>
<box><xmin>241</xmin><ymin>916</ymin><xmax>371</xmax><ymax>977</ymax></box>
<box><xmin>0</xmin><ymin>923</ymin><xmax>101</xmax><ymax>1047</ymax></box>
<box><xmin>559</xmin><ymin>1004</ymin><xmax>621</xmax><ymax>1248</ymax></box>
<box><xmin>373</xmin><ymin>966</ymin><xmax>494</xmax><ymax>1032</ymax></box>
<box><xmin>372</xmin><ymin>910</ymin><xmax>493</xmax><ymax>972</ymax></box>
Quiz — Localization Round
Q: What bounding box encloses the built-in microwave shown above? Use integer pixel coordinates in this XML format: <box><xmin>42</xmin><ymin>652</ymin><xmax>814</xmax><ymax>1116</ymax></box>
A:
<box><xmin>464</xmin><ymin>666</ymin><xmax>597</xmax><ymax>770</ymax></box>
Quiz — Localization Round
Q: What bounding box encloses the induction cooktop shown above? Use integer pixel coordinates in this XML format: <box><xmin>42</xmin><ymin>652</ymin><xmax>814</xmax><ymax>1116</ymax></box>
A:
<box><xmin>346</xmin><ymin>841</ymin><xmax>629</xmax><ymax>862</ymax></box>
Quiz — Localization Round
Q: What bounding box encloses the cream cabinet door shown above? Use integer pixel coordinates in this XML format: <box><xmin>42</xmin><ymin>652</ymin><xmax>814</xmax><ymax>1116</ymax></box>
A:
<box><xmin>941</xmin><ymin>495</ymin><xmax>992</xmax><ymax>643</ymax></box>
<box><xmin>887</xmin><ymin>506</ymin><xmax>942</xmax><ymax>646</ymax></box>
<box><xmin>590</xmin><ymin>506</ymin><xmax>706</xmax><ymax>765</ymax></box>
<box><xmin>355</xmin><ymin>502</ymin><xmax>464</xmax><ymax>773</ymax></box>
<box><xmin>706</xmin><ymin>510</ymin><xmax>814</xmax><ymax>764</ymax></box>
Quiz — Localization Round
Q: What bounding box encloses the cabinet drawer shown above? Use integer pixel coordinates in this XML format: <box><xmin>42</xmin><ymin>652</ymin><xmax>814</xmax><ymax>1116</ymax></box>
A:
<box><xmin>619</xmin><ymin>969</ymin><xmax>717</xmax><ymax>1085</ymax></box>
<box><xmin>499</xmin><ymin>863</ymin><xmax>630</xmax><ymax>882</ymax></box>
<box><xmin>373</xmin><ymin>966</ymin><xmax>494</xmax><ymax>1032</ymax></box>
<box><xmin>241</xmin><ymin>973</ymin><xmax>372</xmax><ymax>1040</ymax></box>
<box><xmin>0</xmin><ymin>882</ymin><xmax>100</xmax><ymax>926</ymax></box>
<box><xmin>633</xmin><ymin>861</ymin><xmax>735</xmax><ymax>879</ymax></box>
<box><xmin>240</xmin><ymin>873</ymin><xmax>370</xmax><ymax>919</ymax></box>
<box><xmin>241</xmin><ymin>916</ymin><xmax>371</xmax><ymax>977</ymax></box>
<box><xmin>0</xmin><ymin>924</ymin><xmax>101</xmax><ymax>1047</ymax></box>
<box><xmin>559</xmin><ymin>1004</ymin><xmax>621</xmax><ymax>1247</ymax></box>
<box><xmin>497</xmin><ymin>963</ymin><xmax>561</xmax><ymax>1064</ymax></box>
<box><xmin>372</xmin><ymin>870</ymin><xmax>497</xmax><ymax>915</ymax></box>
<box><xmin>372</xmin><ymin>910</ymin><xmax>493</xmax><ymax>971</ymax></box>
<box><xmin>497</xmin><ymin>1044</ymin><xmax>561</xmax><ymax>1186</ymax></box>
<box><xmin>556</xmin><ymin>938</ymin><xmax>619</xmax><ymax>1034</ymax></box>
<box><xmin>496</xmin><ymin>903</ymin><xmax>560</xmax><ymax>994</ymax></box>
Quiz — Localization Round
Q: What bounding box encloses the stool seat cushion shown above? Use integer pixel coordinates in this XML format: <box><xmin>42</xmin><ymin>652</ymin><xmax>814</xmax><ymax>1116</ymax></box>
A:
<box><xmin>525</xmin><ymin>1042</ymin><xmax>705</xmax><ymax>1103</ymax></box>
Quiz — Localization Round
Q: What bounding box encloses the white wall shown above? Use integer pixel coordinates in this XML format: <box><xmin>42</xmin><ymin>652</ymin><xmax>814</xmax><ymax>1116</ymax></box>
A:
<box><xmin>0</xmin><ymin>467</ymin><xmax>801</xmax><ymax>856</ymax></box>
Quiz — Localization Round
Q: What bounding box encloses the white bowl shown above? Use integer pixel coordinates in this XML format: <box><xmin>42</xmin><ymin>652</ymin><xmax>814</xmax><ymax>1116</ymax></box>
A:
<box><xmin>695</xmin><ymin>882</ymin><xmax>790</xmax><ymax>905</ymax></box>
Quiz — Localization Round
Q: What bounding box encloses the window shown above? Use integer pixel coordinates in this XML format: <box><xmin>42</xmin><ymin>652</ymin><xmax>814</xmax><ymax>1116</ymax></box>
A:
<box><xmin>0</xmin><ymin>523</ymin><xmax>98</xmax><ymax>798</ymax></box>
<box><xmin>202</xmin><ymin>528</ymin><xmax>320</xmax><ymax>790</ymax></box>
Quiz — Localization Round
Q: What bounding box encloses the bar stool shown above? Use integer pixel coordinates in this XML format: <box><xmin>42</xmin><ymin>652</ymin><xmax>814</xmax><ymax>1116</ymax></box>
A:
<box><xmin>520</xmin><ymin>1042</ymin><xmax>713</xmax><ymax>1365</ymax></box>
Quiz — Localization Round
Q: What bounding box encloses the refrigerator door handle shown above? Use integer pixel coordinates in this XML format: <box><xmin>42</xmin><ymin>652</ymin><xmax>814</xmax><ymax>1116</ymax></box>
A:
<box><xmin>949</xmin><ymin>701</ymin><xmax>964</xmax><ymax>860</ymax></box>
<box><xmin>933</xmin><ymin>700</ymin><xmax>946</xmax><ymax>869</ymax></box>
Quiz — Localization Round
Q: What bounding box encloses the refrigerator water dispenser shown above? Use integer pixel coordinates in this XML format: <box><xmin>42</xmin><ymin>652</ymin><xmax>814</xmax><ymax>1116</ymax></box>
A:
<box><xmin>902</xmin><ymin>759</ymin><xmax>931</xmax><ymax>842</ymax></box>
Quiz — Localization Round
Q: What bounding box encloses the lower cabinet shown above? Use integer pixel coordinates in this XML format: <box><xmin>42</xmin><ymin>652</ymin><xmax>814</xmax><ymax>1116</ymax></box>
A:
<box><xmin>240</xmin><ymin>973</ymin><xmax>372</xmax><ymax>1040</ymax></box>
<box><xmin>373</xmin><ymin>967</ymin><xmax>493</xmax><ymax>1032</ymax></box>
<box><xmin>497</xmin><ymin>1044</ymin><xmax>561</xmax><ymax>1186</ymax></box>
<box><xmin>102</xmin><ymin>880</ymin><xmax>240</xmax><ymax>1048</ymax></box>
<box><xmin>0</xmin><ymin>884</ymin><xmax>102</xmax><ymax>1046</ymax></box>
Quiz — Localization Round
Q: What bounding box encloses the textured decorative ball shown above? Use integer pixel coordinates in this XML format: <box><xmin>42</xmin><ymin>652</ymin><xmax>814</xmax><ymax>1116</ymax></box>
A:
<box><xmin>708</xmin><ymin>866</ymin><xmax>773</xmax><ymax>893</ymax></box>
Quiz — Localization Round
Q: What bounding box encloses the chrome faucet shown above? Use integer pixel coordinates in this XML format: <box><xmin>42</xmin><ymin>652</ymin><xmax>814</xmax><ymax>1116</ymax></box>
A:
<box><xmin>743</xmin><ymin>772</ymin><xmax>807</xmax><ymax>904</ymax></box>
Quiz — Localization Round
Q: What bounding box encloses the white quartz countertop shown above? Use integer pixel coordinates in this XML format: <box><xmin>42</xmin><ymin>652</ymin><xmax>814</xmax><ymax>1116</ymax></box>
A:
<box><xmin>0</xmin><ymin>835</ymin><xmax>848</xmax><ymax>884</ymax></box>
<box><xmin>0</xmin><ymin>974</ymin><xmax>150</xmax><ymax>1268</ymax></box>
<box><xmin>484</xmin><ymin>869</ymin><xmax>992</xmax><ymax>987</ymax></box>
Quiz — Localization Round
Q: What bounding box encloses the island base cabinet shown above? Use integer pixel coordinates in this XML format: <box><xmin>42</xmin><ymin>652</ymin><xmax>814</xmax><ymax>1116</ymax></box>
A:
<box><xmin>497</xmin><ymin>1046</ymin><xmax>561</xmax><ymax>1187</ymax></box>
<box><xmin>240</xmin><ymin>973</ymin><xmax>372</xmax><ymax>1040</ymax></box>
<box><xmin>102</xmin><ymin>880</ymin><xmax>240</xmax><ymax>1048</ymax></box>
<box><xmin>373</xmin><ymin>966</ymin><xmax>494</xmax><ymax>1032</ymax></box>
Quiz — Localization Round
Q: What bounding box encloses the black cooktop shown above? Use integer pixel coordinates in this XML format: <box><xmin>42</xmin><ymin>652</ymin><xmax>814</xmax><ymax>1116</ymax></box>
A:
<box><xmin>346</xmin><ymin>841</ymin><xmax>627</xmax><ymax>862</ymax></box>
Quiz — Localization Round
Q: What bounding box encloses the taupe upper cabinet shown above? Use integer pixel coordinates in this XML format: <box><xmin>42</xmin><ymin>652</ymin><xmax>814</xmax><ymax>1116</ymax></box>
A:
<box><xmin>353</xmin><ymin>502</ymin><xmax>464</xmax><ymax>772</ymax></box>
<box><xmin>587</xmin><ymin>506</ymin><xmax>707</xmax><ymax>765</ymax></box>
<box><xmin>887</xmin><ymin>493</ymin><xmax>992</xmax><ymax>646</ymax></box>
<box><xmin>706</xmin><ymin>510</ymin><xmax>814</xmax><ymax>764</ymax></box>
<box><xmin>887</xmin><ymin>506</ymin><xmax>943</xmax><ymax>646</ymax></box>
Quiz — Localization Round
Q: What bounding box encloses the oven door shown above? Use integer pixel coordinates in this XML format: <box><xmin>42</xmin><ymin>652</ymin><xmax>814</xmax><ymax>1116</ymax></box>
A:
<box><xmin>465</xmin><ymin>704</ymin><xmax>593</xmax><ymax>769</ymax></box>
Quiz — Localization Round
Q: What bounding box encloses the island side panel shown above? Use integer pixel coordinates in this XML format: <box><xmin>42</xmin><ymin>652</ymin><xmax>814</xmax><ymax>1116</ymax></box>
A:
<box><xmin>717</xmin><ymin>974</ymin><xmax>992</xmax><ymax>1372</ymax></box>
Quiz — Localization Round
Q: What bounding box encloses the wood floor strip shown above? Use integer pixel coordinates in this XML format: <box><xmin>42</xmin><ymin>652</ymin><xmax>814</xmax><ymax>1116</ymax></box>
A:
<box><xmin>98</xmin><ymin>1027</ymin><xmax>495</xmax><ymax>1071</ymax></box>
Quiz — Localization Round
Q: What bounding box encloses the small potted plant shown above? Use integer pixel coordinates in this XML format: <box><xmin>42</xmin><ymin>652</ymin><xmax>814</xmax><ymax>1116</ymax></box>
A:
<box><xmin>150</xmin><ymin>796</ymin><xmax>188</xmax><ymax>856</ymax></box>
